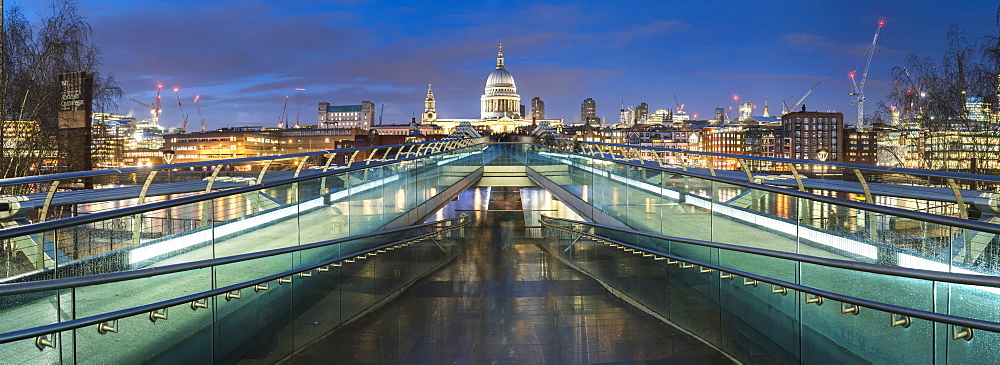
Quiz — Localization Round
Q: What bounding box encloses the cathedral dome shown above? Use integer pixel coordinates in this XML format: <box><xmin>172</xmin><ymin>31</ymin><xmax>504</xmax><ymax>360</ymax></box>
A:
<box><xmin>486</xmin><ymin>68</ymin><xmax>516</xmax><ymax>90</ymax></box>
<box><xmin>480</xmin><ymin>42</ymin><xmax>521</xmax><ymax>120</ymax></box>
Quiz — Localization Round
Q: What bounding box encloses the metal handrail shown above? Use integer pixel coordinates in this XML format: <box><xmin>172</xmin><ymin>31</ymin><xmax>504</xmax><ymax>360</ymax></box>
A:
<box><xmin>528</xmin><ymin>143</ymin><xmax>1000</xmax><ymax>235</ymax></box>
<box><xmin>541</xmin><ymin>219</ymin><xmax>1000</xmax><ymax>333</ymax></box>
<box><xmin>0</xmin><ymin>140</ymin><xmax>485</xmax><ymax>239</ymax></box>
<box><xmin>540</xmin><ymin>216</ymin><xmax>1000</xmax><ymax>287</ymax></box>
<box><xmin>0</xmin><ymin>216</ymin><xmax>469</xmax><ymax>345</ymax></box>
<box><xmin>0</xmin><ymin>216</ymin><xmax>466</xmax><ymax>296</ymax></box>
<box><xmin>545</xmin><ymin>138</ymin><xmax>1000</xmax><ymax>183</ymax></box>
<box><xmin>0</xmin><ymin>137</ymin><xmax>482</xmax><ymax>187</ymax></box>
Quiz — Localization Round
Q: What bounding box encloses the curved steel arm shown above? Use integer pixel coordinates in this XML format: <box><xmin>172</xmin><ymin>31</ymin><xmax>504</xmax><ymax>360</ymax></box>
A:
<box><xmin>541</xmin><ymin>215</ymin><xmax>1000</xmax><ymax>288</ymax></box>
<box><xmin>0</xmin><ymin>216</ymin><xmax>468</xmax><ymax>296</ymax></box>
<box><xmin>531</xmin><ymin>143</ymin><xmax>1000</xmax><ymax>235</ymax></box>
<box><xmin>0</xmin><ymin>140</ymin><xmax>486</xmax><ymax>239</ymax></box>
<box><xmin>0</xmin><ymin>218</ymin><xmax>469</xmax><ymax>345</ymax></box>
<box><xmin>539</xmin><ymin>138</ymin><xmax>1000</xmax><ymax>184</ymax></box>
<box><xmin>543</xmin><ymin>220</ymin><xmax>1000</xmax><ymax>334</ymax></box>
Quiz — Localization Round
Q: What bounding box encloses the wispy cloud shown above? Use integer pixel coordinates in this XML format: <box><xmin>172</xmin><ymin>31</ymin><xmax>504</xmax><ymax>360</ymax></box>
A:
<box><xmin>695</xmin><ymin>69</ymin><xmax>839</xmax><ymax>84</ymax></box>
<box><xmin>611</xmin><ymin>20</ymin><xmax>690</xmax><ymax>46</ymax></box>
<box><xmin>783</xmin><ymin>33</ymin><xmax>898</xmax><ymax>59</ymax></box>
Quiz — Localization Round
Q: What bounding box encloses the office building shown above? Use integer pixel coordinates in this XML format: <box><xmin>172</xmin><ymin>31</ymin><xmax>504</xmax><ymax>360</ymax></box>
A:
<box><xmin>318</xmin><ymin>101</ymin><xmax>375</xmax><ymax>129</ymax></box>
<box><xmin>531</xmin><ymin>97</ymin><xmax>545</xmax><ymax>120</ymax></box>
<box><xmin>781</xmin><ymin>106</ymin><xmax>843</xmax><ymax>162</ymax></box>
<box><xmin>581</xmin><ymin>98</ymin><xmax>597</xmax><ymax>124</ymax></box>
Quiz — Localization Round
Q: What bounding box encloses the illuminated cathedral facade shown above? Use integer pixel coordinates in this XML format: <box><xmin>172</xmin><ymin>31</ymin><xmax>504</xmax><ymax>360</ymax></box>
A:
<box><xmin>422</xmin><ymin>43</ymin><xmax>562</xmax><ymax>134</ymax></box>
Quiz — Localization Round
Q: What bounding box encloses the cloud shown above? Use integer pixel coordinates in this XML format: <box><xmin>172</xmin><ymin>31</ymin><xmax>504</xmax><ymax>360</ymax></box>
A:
<box><xmin>695</xmin><ymin>70</ymin><xmax>839</xmax><ymax>84</ymax></box>
<box><xmin>783</xmin><ymin>33</ymin><xmax>897</xmax><ymax>59</ymax></box>
<box><xmin>93</xmin><ymin>2</ymin><xmax>365</xmax><ymax>89</ymax></box>
<box><xmin>81</xmin><ymin>1</ymin><xmax>693</xmax><ymax>128</ymax></box>
<box><xmin>612</xmin><ymin>20</ymin><xmax>689</xmax><ymax>46</ymax></box>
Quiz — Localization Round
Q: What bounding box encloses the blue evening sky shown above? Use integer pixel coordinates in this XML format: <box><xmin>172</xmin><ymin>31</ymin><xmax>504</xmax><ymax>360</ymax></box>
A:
<box><xmin>14</xmin><ymin>0</ymin><xmax>1000</xmax><ymax>129</ymax></box>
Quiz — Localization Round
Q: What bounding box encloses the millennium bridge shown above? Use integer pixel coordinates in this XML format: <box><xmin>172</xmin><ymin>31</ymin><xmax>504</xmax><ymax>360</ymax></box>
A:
<box><xmin>0</xmin><ymin>137</ymin><xmax>998</xmax><ymax>363</ymax></box>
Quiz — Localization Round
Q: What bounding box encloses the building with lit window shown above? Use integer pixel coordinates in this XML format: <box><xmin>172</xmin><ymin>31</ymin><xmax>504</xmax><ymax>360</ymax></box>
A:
<box><xmin>700</xmin><ymin>126</ymin><xmax>745</xmax><ymax>169</ymax></box>
<box><xmin>0</xmin><ymin>120</ymin><xmax>58</xmax><ymax>173</ymax></box>
<box><xmin>781</xmin><ymin>106</ymin><xmax>843</xmax><ymax>162</ymax></box>
<box><xmin>126</xmin><ymin>119</ymin><xmax>166</xmax><ymax>150</ymax></box>
<box><xmin>164</xmin><ymin>127</ymin><xmax>360</xmax><ymax>166</ymax></box>
<box><xmin>581</xmin><ymin>98</ymin><xmax>599</xmax><ymax>125</ymax></box>
<box><xmin>531</xmin><ymin>97</ymin><xmax>545</xmax><ymax>120</ymax></box>
<box><xmin>922</xmin><ymin>131</ymin><xmax>1000</xmax><ymax>174</ymax></box>
<box><xmin>843</xmin><ymin>126</ymin><xmax>877</xmax><ymax>165</ymax></box>
<box><xmin>636</xmin><ymin>102</ymin><xmax>649</xmax><ymax>123</ymax></box>
<box><xmin>648</xmin><ymin>109</ymin><xmax>672</xmax><ymax>125</ymax></box>
<box><xmin>318</xmin><ymin>101</ymin><xmax>375</xmax><ymax>129</ymax></box>
<box><xmin>123</xmin><ymin>149</ymin><xmax>167</xmax><ymax>167</ymax></box>
<box><xmin>743</xmin><ymin>125</ymin><xmax>783</xmax><ymax>160</ymax></box>
<box><xmin>92</xmin><ymin>113</ymin><xmax>135</xmax><ymax>168</ymax></box>
<box><xmin>876</xmin><ymin>129</ymin><xmax>924</xmax><ymax>168</ymax></box>
<box><xmin>965</xmin><ymin>96</ymin><xmax>990</xmax><ymax>122</ymax></box>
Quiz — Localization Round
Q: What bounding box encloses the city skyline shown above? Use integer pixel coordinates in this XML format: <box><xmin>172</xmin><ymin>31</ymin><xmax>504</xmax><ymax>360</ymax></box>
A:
<box><xmin>16</xmin><ymin>0</ymin><xmax>1000</xmax><ymax>130</ymax></box>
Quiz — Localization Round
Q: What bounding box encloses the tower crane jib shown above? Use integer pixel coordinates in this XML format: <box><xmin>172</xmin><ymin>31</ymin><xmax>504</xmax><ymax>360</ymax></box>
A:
<box><xmin>849</xmin><ymin>20</ymin><xmax>885</xmax><ymax>129</ymax></box>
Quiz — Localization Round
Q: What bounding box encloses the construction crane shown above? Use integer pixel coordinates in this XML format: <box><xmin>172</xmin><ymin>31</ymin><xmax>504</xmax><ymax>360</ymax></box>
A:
<box><xmin>193</xmin><ymin>95</ymin><xmax>206</xmax><ymax>132</ymax></box>
<box><xmin>849</xmin><ymin>20</ymin><xmax>885</xmax><ymax>128</ymax></box>
<box><xmin>278</xmin><ymin>96</ymin><xmax>289</xmax><ymax>128</ymax></box>
<box><xmin>128</xmin><ymin>98</ymin><xmax>156</xmax><ymax>117</ymax></box>
<box><xmin>294</xmin><ymin>88</ymin><xmax>306</xmax><ymax>128</ymax></box>
<box><xmin>673</xmin><ymin>93</ymin><xmax>682</xmax><ymax>112</ymax></box>
<box><xmin>128</xmin><ymin>84</ymin><xmax>163</xmax><ymax>125</ymax></box>
<box><xmin>783</xmin><ymin>82</ymin><xmax>821</xmax><ymax>114</ymax></box>
<box><xmin>727</xmin><ymin>95</ymin><xmax>739</xmax><ymax>122</ymax></box>
<box><xmin>173</xmin><ymin>88</ymin><xmax>190</xmax><ymax>130</ymax></box>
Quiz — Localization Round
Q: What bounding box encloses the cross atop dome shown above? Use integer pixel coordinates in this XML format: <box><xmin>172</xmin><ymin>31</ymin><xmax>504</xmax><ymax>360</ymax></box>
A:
<box><xmin>496</xmin><ymin>42</ymin><xmax>504</xmax><ymax>69</ymax></box>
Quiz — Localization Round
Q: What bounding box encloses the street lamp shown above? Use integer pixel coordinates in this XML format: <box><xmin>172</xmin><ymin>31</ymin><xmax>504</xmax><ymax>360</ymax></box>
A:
<box><xmin>160</xmin><ymin>149</ymin><xmax>177</xmax><ymax>234</ymax></box>
<box><xmin>162</xmin><ymin>149</ymin><xmax>175</xmax><ymax>164</ymax></box>
<box><xmin>816</xmin><ymin>148</ymin><xmax>829</xmax><ymax>162</ymax></box>
<box><xmin>162</xmin><ymin>149</ymin><xmax>175</xmax><ymax>183</ymax></box>
<box><xmin>815</xmin><ymin>148</ymin><xmax>830</xmax><ymax>173</ymax></box>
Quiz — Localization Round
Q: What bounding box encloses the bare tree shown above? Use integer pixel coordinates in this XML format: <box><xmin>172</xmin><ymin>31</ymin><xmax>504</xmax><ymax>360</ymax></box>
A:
<box><xmin>875</xmin><ymin>19</ymin><xmax>1000</xmax><ymax>175</ymax></box>
<box><xmin>0</xmin><ymin>0</ymin><xmax>122</xmax><ymax>187</ymax></box>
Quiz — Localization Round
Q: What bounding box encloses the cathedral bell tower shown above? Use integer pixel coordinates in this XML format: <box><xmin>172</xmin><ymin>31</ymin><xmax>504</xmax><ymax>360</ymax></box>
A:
<box><xmin>423</xmin><ymin>84</ymin><xmax>437</xmax><ymax>123</ymax></box>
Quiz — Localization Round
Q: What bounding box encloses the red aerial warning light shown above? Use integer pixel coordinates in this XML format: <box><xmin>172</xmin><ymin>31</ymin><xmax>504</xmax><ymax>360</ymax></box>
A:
<box><xmin>849</xmin><ymin>72</ymin><xmax>856</xmax><ymax>79</ymax></box>
<box><xmin>733</xmin><ymin>95</ymin><xmax>738</xmax><ymax>101</ymax></box>
<box><xmin>878</xmin><ymin>20</ymin><xmax>885</xmax><ymax>27</ymax></box>
<box><xmin>174</xmin><ymin>87</ymin><xmax>179</xmax><ymax>92</ymax></box>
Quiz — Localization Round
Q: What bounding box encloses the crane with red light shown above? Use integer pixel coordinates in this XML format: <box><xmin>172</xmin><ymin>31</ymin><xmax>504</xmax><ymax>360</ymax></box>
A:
<box><xmin>849</xmin><ymin>20</ymin><xmax>885</xmax><ymax>129</ymax></box>
<box><xmin>278</xmin><ymin>96</ymin><xmax>289</xmax><ymax>128</ymax></box>
<box><xmin>194</xmin><ymin>95</ymin><xmax>207</xmax><ymax>132</ymax></box>
<box><xmin>174</xmin><ymin>87</ymin><xmax>190</xmax><ymax>130</ymax></box>
<box><xmin>727</xmin><ymin>95</ymin><xmax>738</xmax><ymax>122</ymax></box>
<box><xmin>128</xmin><ymin>84</ymin><xmax>163</xmax><ymax>126</ymax></box>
